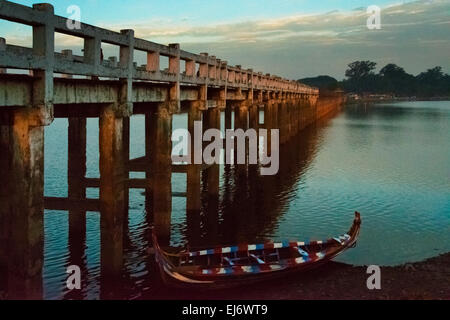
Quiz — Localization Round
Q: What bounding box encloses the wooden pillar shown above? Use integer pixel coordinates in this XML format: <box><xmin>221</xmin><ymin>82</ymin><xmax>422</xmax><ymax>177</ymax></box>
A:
<box><xmin>32</xmin><ymin>4</ymin><xmax>55</xmax><ymax>126</ymax></box>
<box><xmin>145</xmin><ymin>112</ymin><xmax>152</xmax><ymax>218</ymax></box>
<box><xmin>0</xmin><ymin>123</ymin><xmax>8</xmax><ymax>294</ymax></box>
<box><xmin>67</xmin><ymin>117</ymin><xmax>87</xmax><ymax>274</ymax></box>
<box><xmin>225</xmin><ymin>104</ymin><xmax>232</xmax><ymax>131</ymax></box>
<box><xmin>264</xmin><ymin>100</ymin><xmax>273</xmax><ymax>156</ymax></box>
<box><xmin>235</xmin><ymin>103</ymin><xmax>248</xmax><ymax>177</ymax></box>
<box><xmin>278</xmin><ymin>101</ymin><xmax>286</xmax><ymax>144</ymax></box>
<box><xmin>99</xmin><ymin>105</ymin><xmax>126</xmax><ymax>298</ymax></box>
<box><xmin>248</xmin><ymin>103</ymin><xmax>259</xmax><ymax>159</ymax></box>
<box><xmin>204</xmin><ymin>108</ymin><xmax>221</xmax><ymax>197</ymax></box>
<box><xmin>149</xmin><ymin>104</ymin><xmax>172</xmax><ymax>245</ymax></box>
<box><xmin>203</xmin><ymin>107</ymin><xmax>220</xmax><ymax>242</ymax></box>
<box><xmin>187</xmin><ymin>103</ymin><xmax>202</xmax><ymax>215</ymax></box>
<box><xmin>66</xmin><ymin>117</ymin><xmax>87</xmax><ymax>299</ymax></box>
<box><xmin>122</xmin><ymin>116</ymin><xmax>130</xmax><ymax>226</ymax></box>
<box><xmin>0</xmin><ymin>111</ymin><xmax>44</xmax><ymax>299</ymax></box>
<box><xmin>186</xmin><ymin>103</ymin><xmax>202</xmax><ymax>245</ymax></box>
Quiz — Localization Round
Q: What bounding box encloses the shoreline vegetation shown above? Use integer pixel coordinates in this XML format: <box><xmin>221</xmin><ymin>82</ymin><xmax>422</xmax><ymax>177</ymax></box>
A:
<box><xmin>299</xmin><ymin>61</ymin><xmax>450</xmax><ymax>101</ymax></box>
<box><xmin>150</xmin><ymin>252</ymin><xmax>450</xmax><ymax>300</ymax></box>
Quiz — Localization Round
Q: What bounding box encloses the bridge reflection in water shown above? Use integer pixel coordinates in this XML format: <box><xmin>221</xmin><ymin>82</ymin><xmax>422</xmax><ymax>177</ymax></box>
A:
<box><xmin>0</xmin><ymin>1</ymin><xmax>344</xmax><ymax>300</ymax></box>
<box><xmin>53</xmin><ymin>96</ymin><xmax>342</xmax><ymax>300</ymax></box>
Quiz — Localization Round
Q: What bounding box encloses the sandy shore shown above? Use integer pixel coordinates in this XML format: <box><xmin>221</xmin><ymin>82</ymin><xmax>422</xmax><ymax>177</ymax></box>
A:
<box><xmin>151</xmin><ymin>252</ymin><xmax>450</xmax><ymax>300</ymax></box>
<box><xmin>1</xmin><ymin>253</ymin><xmax>448</xmax><ymax>300</ymax></box>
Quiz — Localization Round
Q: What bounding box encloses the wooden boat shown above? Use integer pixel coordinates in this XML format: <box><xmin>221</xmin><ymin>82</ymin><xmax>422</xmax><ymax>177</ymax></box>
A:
<box><xmin>153</xmin><ymin>212</ymin><xmax>361</xmax><ymax>289</ymax></box>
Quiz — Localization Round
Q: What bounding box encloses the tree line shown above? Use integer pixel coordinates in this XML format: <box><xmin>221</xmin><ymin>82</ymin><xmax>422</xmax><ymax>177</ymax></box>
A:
<box><xmin>299</xmin><ymin>61</ymin><xmax>450</xmax><ymax>98</ymax></box>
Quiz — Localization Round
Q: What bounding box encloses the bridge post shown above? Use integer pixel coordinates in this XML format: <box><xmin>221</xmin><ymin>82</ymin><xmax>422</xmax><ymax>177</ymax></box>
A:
<box><xmin>119</xmin><ymin>29</ymin><xmax>135</xmax><ymax>117</ymax></box>
<box><xmin>203</xmin><ymin>107</ymin><xmax>221</xmax><ymax>197</ymax></box>
<box><xmin>203</xmin><ymin>106</ymin><xmax>221</xmax><ymax>242</ymax></box>
<box><xmin>264</xmin><ymin>92</ymin><xmax>274</xmax><ymax>155</ymax></box>
<box><xmin>235</xmin><ymin>100</ymin><xmax>249</xmax><ymax>178</ymax></box>
<box><xmin>0</xmin><ymin>8</ymin><xmax>55</xmax><ymax>294</ymax></box>
<box><xmin>0</xmin><ymin>123</ymin><xmax>7</xmax><ymax>293</ymax></box>
<box><xmin>0</xmin><ymin>110</ymin><xmax>44</xmax><ymax>299</ymax></box>
<box><xmin>149</xmin><ymin>103</ymin><xmax>173</xmax><ymax>245</ymax></box>
<box><xmin>186</xmin><ymin>102</ymin><xmax>202</xmax><ymax>216</ymax></box>
<box><xmin>31</xmin><ymin>3</ymin><xmax>55</xmax><ymax>126</ymax></box>
<box><xmin>65</xmin><ymin>117</ymin><xmax>88</xmax><ymax>299</ymax></box>
<box><xmin>99</xmin><ymin>104</ymin><xmax>126</xmax><ymax>298</ymax></box>
<box><xmin>122</xmin><ymin>116</ymin><xmax>130</xmax><ymax>227</ymax></box>
<box><xmin>67</xmin><ymin>117</ymin><xmax>87</xmax><ymax>281</ymax></box>
<box><xmin>169</xmin><ymin>43</ymin><xmax>181</xmax><ymax>112</ymax></box>
<box><xmin>0</xmin><ymin>38</ymin><xmax>6</xmax><ymax>74</ymax></box>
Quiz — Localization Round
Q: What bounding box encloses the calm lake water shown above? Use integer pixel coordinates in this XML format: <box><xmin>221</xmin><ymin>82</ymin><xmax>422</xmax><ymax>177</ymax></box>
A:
<box><xmin>43</xmin><ymin>101</ymin><xmax>450</xmax><ymax>299</ymax></box>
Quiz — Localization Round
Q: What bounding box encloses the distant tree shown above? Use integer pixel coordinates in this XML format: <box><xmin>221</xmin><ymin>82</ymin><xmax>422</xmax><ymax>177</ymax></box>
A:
<box><xmin>302</xmin><ymin>62</ymin><xmax>449</xmax><ymax>98</ymax></box>
<box><xmin>343</xmin><ymin>61</ymin><xmax>378</xmax><ymax>93</ymax></box>
<box><xmin>298</xmin><ymin>75</ymin><xmax>339</xmax><ymax>90</ymax></box>
<box><xmin>416</xmin><ymin>66</ymin><xmax>448</xmax><ymax>97</ymax></box>
<box><xmin>345</xmin><ymin>61</ymin><xmax>377</xmax><ymax>79</ymax></box>
<box><xmin>379</xmin><ymin>63</ymin><xmax>416</xmax><ymax>96</ymax></box>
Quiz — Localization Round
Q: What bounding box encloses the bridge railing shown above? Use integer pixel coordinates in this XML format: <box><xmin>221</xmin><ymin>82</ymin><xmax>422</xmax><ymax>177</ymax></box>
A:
<box><xmin>0</xmin><ymin>0</ymin><xmax>318</xmax><ymax>95</ymax></box>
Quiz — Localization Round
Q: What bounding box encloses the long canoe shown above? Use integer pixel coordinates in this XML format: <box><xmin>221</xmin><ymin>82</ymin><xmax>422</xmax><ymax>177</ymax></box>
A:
<box><xmin>153</xmin><ymin>212</ymin><xmax>361</xmax><ymax>289</ymax></box>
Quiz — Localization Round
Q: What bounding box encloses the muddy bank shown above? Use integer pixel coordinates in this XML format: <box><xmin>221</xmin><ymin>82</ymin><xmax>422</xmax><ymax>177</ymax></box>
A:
<box><xmin>148</xmin><ymin>253</ymin><xmax>450</xmax><ymax>300</ymax></box>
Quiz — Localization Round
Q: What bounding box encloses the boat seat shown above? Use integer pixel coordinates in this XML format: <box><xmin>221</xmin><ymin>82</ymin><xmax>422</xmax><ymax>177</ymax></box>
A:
<box><xmin>249</xmin><ymin>254</ymin><xmax>265</xmax><ymax>264</ymax></box>
<box><xmin>222</xmin><ymin>257</ymin><xmax>235</xmax><ymax>266</ymax></box>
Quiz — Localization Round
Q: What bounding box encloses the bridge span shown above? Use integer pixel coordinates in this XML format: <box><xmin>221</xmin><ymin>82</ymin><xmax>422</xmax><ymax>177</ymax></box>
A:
<box><xmin>0</xmin><ymin>1</ymin><xmax>343</xmax><ymax>299</ymax></box>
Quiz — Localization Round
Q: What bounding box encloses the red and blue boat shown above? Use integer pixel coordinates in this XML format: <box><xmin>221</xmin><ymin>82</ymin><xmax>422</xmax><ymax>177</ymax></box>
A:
<box><xmin>153</xmin><ymin>212</ymin><xmax>361</xmax><ymax>288</ymax></box>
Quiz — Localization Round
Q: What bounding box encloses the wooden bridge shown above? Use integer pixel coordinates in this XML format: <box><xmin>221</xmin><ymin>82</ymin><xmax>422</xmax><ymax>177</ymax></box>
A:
<box><xmin>0</xmin><ymin>1</ymin><xmax>343</xmax><ymax>299</ymax></box>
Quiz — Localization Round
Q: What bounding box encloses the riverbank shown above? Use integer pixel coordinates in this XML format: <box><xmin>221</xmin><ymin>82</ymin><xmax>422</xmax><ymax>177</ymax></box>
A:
<box><xmin>149</xmin><ymin>252</ymin><xmax>450</xmax><ymax>300</ymax></box>
<box><xmin>346</xmin><ymin>97</ymin><xmax>450</xmax><ymax>104</ymax></box>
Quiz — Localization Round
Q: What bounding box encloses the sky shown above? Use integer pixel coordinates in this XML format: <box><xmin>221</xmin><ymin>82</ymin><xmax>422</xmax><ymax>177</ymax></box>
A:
<box><xmin>1</xmin><ymin>0</ymin><xmax>449</xmax><ymax>79</ymax></box>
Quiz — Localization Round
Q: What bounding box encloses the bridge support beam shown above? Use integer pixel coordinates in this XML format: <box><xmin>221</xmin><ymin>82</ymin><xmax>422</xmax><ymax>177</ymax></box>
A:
<box><xmin>203</xmin><ymin>107</ymin><xmax>221</xmax><ymax>198</ymax></box>
<box><xmin>67</xmin><ymin>117</ymin><xmax>87</xmax><ymax>297</ymax></box>
<box><xmin>186</xmin><ymin>102</ymin><xmax>202</xmax><ymax>216</ymax></box>
<box><xmin>99</xmin><ymin>105</ymin><xmax>126</xmax><ymax>298</ymax></box>
<box><xmin>204</xmin><ymin>106</ymin><xmax>221</xmax><ymax>242</ymax></box>
<box><xmin>235</xmin><ymin>102</ymin><xmax>249</xmax><ymax>178</ymax></box>
<box><xmin>149</xmin><ymin>103</ymin><xmax>173</xmax><ymax>245</ymax></box>
<box><xmin>0</xmin><ymin>110</ymin><xmax>44</xmax><ymax>299</ymax></box>
<box><xmin>186</xmin><ymin>102</ymin><xmax>202</xmax><ymax>245</ymax></box>
<box><xmin>264</xmin><ymin>99</ymin><xmax>276</xmax><ymax>155</ymax></box>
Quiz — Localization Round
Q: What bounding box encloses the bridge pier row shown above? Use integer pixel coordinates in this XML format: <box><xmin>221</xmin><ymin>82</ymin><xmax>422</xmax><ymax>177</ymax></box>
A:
<box><xmin>148</xmin><ymin>103</ymin><xmax>173</xmax><ymax>245</ymax></box>
<box><xmin>0</xmin><ymin>110</ymin><xmax>45</xmax><ymax>299</ymax></box>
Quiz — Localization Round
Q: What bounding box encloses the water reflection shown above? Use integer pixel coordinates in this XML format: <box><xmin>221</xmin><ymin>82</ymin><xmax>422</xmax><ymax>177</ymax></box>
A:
<box><xmin>5</xmin><ymin>99</ymin><xmax>449</xmax><ymax>300</ymax></box>
<box><xmin>44</xmin><ymin>98</ymin><xmax>341</xmax><ymax>299</ymax></box>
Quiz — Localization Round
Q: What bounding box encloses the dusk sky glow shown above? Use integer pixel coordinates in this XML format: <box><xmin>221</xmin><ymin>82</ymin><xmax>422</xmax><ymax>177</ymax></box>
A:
<box><xmin>1</xmin><ymin>0</ymin><xmax>449</xmax><ymax>79</ymax></box>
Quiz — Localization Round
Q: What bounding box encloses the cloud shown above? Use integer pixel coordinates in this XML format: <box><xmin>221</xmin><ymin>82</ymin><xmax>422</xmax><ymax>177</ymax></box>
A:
<box><xmin>1</xmin><ymin>0</ymin><xmax>449</xmax><ymax>79</ymax></box>
<box><xmin>101</xmin><ymin>0</ymin><xmax>450</xmax><ymax>78</ymax></box>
